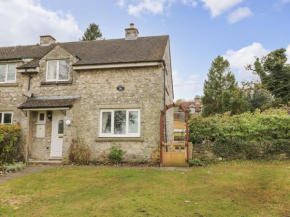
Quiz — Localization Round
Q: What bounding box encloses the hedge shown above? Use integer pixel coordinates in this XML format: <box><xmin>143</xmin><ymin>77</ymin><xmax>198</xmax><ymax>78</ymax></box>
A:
<box><xmin>189</xmin><ymin>109</ymin><xmax>290</xmax><ymax>160</ymax></box>
<box><xmin>0</xmin><ymin>125</ymin><xmax>21</xmax><ymax>165</ymax></box>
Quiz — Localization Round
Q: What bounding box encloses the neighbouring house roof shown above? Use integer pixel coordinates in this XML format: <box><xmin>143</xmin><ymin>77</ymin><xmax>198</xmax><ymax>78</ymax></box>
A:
<box><xmin>0</xmin><ymin>36</ymin><xmax>169</xmax><ymax>67</ymax></box>
<box><xmin>178</xmin><ymin>101</ymin><xmax>203</xmax><ymax>112</ymax></box>
<box><xmin>18</xmin><ymin>98</ymin><xmax>79</xmax><ymax>109</ymax></box>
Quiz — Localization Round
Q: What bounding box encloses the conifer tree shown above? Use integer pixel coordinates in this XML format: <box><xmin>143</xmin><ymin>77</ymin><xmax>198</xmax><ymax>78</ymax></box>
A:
<box><xmin>81</xmin><ymin>23</ymin><xmax>102</xmax><ymax>41</ymax></box>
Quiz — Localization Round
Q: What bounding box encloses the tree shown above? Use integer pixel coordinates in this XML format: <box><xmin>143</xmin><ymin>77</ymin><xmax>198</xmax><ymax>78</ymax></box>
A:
<box><xmin>246</xmin><ymin>49</ymin><xmax>290</xmax><ymax>104</ymax></box>
<box><xmin>202</xmin><ymin>56</ymin><xmax>244</xmax><ymax>117</ymax></box>
<box><xmin>242</xmin><ymin>82</ymin><xmax>274</xmax><ymax>112</ymax></box>
<box><xmin>81</xmin><ymin>23</ymin><xmax>103</xmax><ymax>41</ymax></box>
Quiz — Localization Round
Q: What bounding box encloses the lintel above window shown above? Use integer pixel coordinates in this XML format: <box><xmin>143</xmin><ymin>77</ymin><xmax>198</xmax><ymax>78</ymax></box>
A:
<box><xmin>0</xmin><ymin>112</ymin><xmax>13</xmax><ymax>125</ymax></box>
<box><xmin>100</xmin><ymin>109</ymin><xmax>140</xmax><ymax>137</ymax></box>
<box><xmin>0</xmin><ymin>63</ymin><xmax>16</xmax><ymax>83</ymax></box>
<box><xmin>46</xmin><ymin>60</ymin><xmax>70</xmax><ymax>82</ymax></box>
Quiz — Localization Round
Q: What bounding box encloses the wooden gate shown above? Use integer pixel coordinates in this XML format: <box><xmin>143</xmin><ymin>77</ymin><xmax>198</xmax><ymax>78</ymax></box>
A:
<box><xmin>162</xmin><ymin>142</ymin><xmax>187</xmax><ymax>167</ymax></box>
<box><xmin>160</xmin><ymin>103</ymin><xmax>189</xmax><ymax>167</ymax></box>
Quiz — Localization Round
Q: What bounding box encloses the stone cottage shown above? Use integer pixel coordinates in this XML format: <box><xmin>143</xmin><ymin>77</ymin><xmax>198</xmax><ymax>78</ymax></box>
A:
<box><xmin>0</xmin><ymin>24</ymin><xmax>174</xmax><ymax>163</ymax></box>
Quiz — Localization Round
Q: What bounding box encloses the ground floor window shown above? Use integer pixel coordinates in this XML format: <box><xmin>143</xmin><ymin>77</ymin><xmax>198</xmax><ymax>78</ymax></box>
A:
<box><xmin>100</xmin><ymin>109</ymin><xmax>140</xmax><ymax>137</ymax></box>
<box><xmin>0</xmin><ymin>112</ymin><xmax>13</xmax><ymax>124</ymax></box>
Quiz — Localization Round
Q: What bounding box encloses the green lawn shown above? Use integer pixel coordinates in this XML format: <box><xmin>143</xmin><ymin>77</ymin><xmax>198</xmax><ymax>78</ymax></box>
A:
<box><xmin>1</xmin><ymin>162</ymin><xmax>290</xmax><ymax>217</ymax></box>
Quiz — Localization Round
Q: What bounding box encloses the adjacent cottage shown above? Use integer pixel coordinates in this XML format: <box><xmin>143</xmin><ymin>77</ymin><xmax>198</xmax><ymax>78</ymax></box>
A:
<box><xmin>0</xmin><ymin>24</ymin><xmax>174</xmax><ymax>163</ymax></box>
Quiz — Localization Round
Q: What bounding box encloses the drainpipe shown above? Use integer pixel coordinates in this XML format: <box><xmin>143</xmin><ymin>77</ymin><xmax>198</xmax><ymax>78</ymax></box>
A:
<box><xmin>161</xmin><ymin>60</ymin><xmax>167</xmax><ymax>143</ymax></box>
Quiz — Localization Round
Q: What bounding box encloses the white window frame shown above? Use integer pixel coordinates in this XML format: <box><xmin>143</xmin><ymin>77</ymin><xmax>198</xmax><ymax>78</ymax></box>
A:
<box><xmin>0</xmin><ymin>63</ymin><xmax>16</xmax><ymax>83</ymax></box>
<box><xmin>99</xmin><ymin>109</ymin><xmax>141</xmax><ymax>137</ymax></box>
<box><xmin>0</xmin><ymin>112</ymin><xmax>13</xmax><ymax>125</ymax></box>
<box><xmin>46</xmin><ymin>60</ymin><xmax>70</xmax><ymax>82</ymax></box>
<box><xmin>37</xmin><ymin>111</ymin><xmax>46</xmax><ymax>124</ymax></box>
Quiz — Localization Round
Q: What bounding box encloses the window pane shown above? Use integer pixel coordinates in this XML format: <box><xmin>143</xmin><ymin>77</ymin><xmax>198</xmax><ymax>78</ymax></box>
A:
<box><xmin>47</xmin><ymin>61</ymin><xmax>57</xmax><ymax>80</ymax></box>
<box><xmin>0</xmin><ymin>113</ymin><xmax>2</xmax><ymax>124</ymax></box>
<box><xmin>102</xmin><ymin>112</ymin><xmax>111</xmax><ymax>133</ymax></box>
<box><xmin>59</xmin><ymin>60</ymin><xmax>69</xmax><ymax>80</ymax></box>
<box><xmin>39</xmin><ymin>113</ymin><xmax>45</xmax><ymax>121</ymax></box>
<box><xmin>129</xmin><ymin>111</ymin><xmax>139</xmax><ymax>133</ymax></box>
<box><xmin>7</xmin><ymin>64</ymin><xmax>16</xmax><ymax>81</ymax></box>
<box><xmin>0</xmin><ymin>65</ymin><xmax>6</xmax><ymax>82</ymax></box>
<box><xmin>3</xmin><ymin>113</ymin><xmax>12</xmax><ymax>124</ymax></box>
<box><xmin>58</xmin><ymin>120</ymin><xmax>64</xmax><ymax>134</ymax></box>
<box><xmin>114</xmin><ymin>111</ymin><xmax>126</xmax><ymax>134</ymax></box>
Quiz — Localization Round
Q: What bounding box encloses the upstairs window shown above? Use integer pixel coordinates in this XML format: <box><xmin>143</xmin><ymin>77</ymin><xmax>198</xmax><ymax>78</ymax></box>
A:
<box><xmin>0</xmin><ymin>63</ymin><xmax>16</xmax><ymax>83</ymax></box>
<box><xmin>100</xmin><ymin>109</ymin><xmax>140</xmax><ymax>137</ymax></box>
<box><xmin>0</xmin><ymin>112</ymin><xmax>13</xmax><ymax>124</ymax></box>
<box><xmin>46</xmin><ymin>60</ymin><xmax>69</xmax><ymax>81</ymax></box>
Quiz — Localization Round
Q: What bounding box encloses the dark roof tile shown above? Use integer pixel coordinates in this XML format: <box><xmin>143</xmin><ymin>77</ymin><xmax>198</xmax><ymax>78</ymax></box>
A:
<box><xmin>18</xmin><ymin>98</ymin><xmax>78</xmax><ymax>109</ymax></box>
<box><xmin>0</xmin><ymin>36</ymin><xmax>169</xmax><ymax>65</ymax></box>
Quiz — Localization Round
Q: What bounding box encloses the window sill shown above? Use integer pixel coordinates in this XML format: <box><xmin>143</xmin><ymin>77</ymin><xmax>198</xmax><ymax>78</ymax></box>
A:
<box><xmin>40</xmin><ymin>80</ymin><xmax>72</xmax><ymax>86</ymax></box>
<box><xmin>95</xmin><ymin>137</ymin><xmax>144</xmax><ymax>142</ymax></box>
<box><xmin>0</xmin><ymin>83</ymin><xmax>18</xmax><ymax>87</ymax></box>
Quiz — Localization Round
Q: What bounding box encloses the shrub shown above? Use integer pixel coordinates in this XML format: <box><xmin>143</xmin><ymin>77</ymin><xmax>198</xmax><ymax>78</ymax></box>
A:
<box><xmin>108</xmin><ymin>145</ymin><xmax>126</xmax><ymax>164</ymax></box>
<box><xmin>4</xmin><ymin>162</ymin><xmax>25</xmax><ymax>173</ymax></box>
<box><xmin>189</xmin><ymin>158</ymin><xmax>204</xmax><ymax>166</ymax></box>
<box><xmin>0</xmin><ymin>125</ymin><xmax>21</xmax><ymax>165</ymax></box>
<box><xmin>189</xmin><ymin>109</ymin><xmax>290</xmax><ymax>143</ymax></box>
<box><xmin>68</xmin><ymin>139</ymin><xmax>91</xmax><ymax>165</ymax></box>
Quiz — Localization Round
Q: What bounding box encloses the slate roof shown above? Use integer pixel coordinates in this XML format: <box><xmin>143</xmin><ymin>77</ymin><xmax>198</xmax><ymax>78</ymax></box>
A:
<box><xmin>17</xmin><ymin>59</ymin><xmax>40</xmax><ymax>69</ymax></box>
<box><xmin>0</xmin><ymin>36</ymin><xmax>169</xmax><ymax>67</ymax></box>
<box><xmin>18</xmin><ymin>98</ymin><xmax>78</xmax><ymax>109</ymax></box>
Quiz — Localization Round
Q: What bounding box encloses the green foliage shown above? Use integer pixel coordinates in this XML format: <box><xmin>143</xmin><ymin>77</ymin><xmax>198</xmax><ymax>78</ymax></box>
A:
<box><xmin>81</xmin><ymin>23</ymin><xmax>102</xmax><ymax>41</ymax></box>
<box><xmin>108</xmin><ymin>145</ymin><xmax>126</xmax><ymax>164</ymax></box>
<box><xmin>190</xmin><ymin>109</ymin><xmax>290</xmax><ymax>160</ymax></box>
<box><xmin>68</xmin><ymin>139</ymin><xmax>91</xmax><ymax>165</ymax></box>
<box><xmin>189</xmin><ymin>158</ymin><xmax>204</xmax><ymax>166</ymax></box>
<box><xmin>4</xmin><ymin>162</ymin><xmax>25</xmax><ymax>173</ymax></box>
<box><xmin>242</xmin><ymin>82</ymin><xmax>274</xmax><ymax>111</ymax></box>
<box><xmin>189</xmin><ymin>108</ymin><xmax>290</xmax><ymax>143</ymax></box>
<box><xmin>246</xmin><ymin>49</ymin><xmax>290</xmax><ymax>104</ymax></box>
<box><xmin>0</xmin><ymin>125</ymin><xmax>21</xmax><ymax>165</ymax></box>
<box><xmin>202</xmin><ymin>56</ymin><xmax>246</xmax><ymax>117</ymax></box>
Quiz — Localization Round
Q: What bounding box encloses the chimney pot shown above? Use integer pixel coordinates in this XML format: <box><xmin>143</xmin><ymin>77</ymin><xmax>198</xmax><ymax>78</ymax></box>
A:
<box><xmin>130</xmin><ymin>23</ymin><xmax>134</xmax><ymax>28</ymax></box>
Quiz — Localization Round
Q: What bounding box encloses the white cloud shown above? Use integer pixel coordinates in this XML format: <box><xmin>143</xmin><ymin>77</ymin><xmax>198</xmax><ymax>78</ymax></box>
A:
<box><xmin>286</xmin><ymin>44</ymin><xmax>290</xmax><ymax>64</ymax></box>
<box><xmin>117</xmin><ymin>0</ymin><xmax>126</xmax><ymax>8</ymax></box>
<box><xmin>281</xmin><ymin>0</ymin><xmax>290</xmax><ymax>3</ymax></box>
<box><xmin>223</xmin><ymin>43</ymin><xmax>269</xmax><ymax>80</ymax></box>
<box><xmin>0</xmin><ymin>0</ymin><xmax>81</xmax><ymax>46</ymax></box>
<box><xmin>126</xmin><ymin>0</ymin><xmax>197</xmax><ymax>16</ymax></box>
<box><xmin>182</xmin><ymin>0</ymin><xmax>198</xmax><ymax>7</ymax></box>
<box><xmin>200</xmin><ymin>0</ymin><xmax>244</xmax><ymax>17</ymax></box>
<box><xmin>128</xmin><ymin>0</ymin><xmax>167</xmax><ymax>16</ymax></box>
<box><xmin>228</xmin><ymin>7</ymin><xmax>253</xmax><ymax>24</ymax></box>
<box><xmin>173</xmin><ymin>70</ymin><xmax>203</xmax><ymax>100</ymax></box>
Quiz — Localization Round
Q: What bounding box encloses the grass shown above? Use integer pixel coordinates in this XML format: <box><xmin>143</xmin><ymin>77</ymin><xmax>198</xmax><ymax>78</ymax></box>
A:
<box><xmin>1</xmin><ymin>162</ymin><xmax>290</xmax><ymax>217</ymax></box>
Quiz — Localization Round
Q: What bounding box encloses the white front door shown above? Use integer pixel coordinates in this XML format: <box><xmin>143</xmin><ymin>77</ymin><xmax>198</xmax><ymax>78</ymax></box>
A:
<box><xmin>50</xmin><ymin>111</ymin><xmax>65</xmax><ymax>157</ymax></box>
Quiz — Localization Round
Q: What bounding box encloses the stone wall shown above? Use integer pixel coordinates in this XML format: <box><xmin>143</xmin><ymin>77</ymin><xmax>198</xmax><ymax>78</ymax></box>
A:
<box><xmin>0</xmin><ymin>41</ymin><xmax>174</xmax><ymax>162</ymax></box>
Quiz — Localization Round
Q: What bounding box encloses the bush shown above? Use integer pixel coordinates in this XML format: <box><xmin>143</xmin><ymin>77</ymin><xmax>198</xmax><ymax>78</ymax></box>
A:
<box><xmin>189</xmin><ymin>109</ymin><xmax>290</xmax><ymax>143</ymax></box>
<box><xmin>108</xmin><ymin>145</ymin><xmax>126</xmax><ymax>164</ymax></box>
<box><xmin>68</xmin><ymin>139</ymin><xmax>91</xmax><ymax>165</ymax></box>
<box><xmin>4</xmin><ymin>162</ymin><xmax>25</xmax><ymax>173</ymax></box>
<box><xmin>189</xmin><ymin>159</ymin><xmax>204</xmax><ymax>166</ymax></box>
<box><xmin>189</xmin><ymin>109</ymin><xmax>290</xmax><ymax>161</ymax></box>
<box><xmin>0</xmin><ymin>125</ymin><xmax>21</xmax><ymax>165</ymax></box>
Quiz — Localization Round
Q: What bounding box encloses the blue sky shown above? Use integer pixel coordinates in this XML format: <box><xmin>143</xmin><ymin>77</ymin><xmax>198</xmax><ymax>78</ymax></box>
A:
<box><xmin>1</xmin><ymin>0</ymin><xmax>290</xmax><ymax>100</ymax></box>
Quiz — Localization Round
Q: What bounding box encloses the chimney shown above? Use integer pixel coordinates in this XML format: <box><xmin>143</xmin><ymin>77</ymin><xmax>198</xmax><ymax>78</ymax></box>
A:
<box><xmin>40</xmin><ymin>35</ymin><xmax>56</xmax><ymax>46</ymax></box>
<box><xmin>195</xmin><ymin>95</ymin><xmax>201</xmax><ymax>104</ymax></box>
<box><xmin>125</xmin><ymin>23</ymin><xmax>139</xmax><ymax>40</ymax></box>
